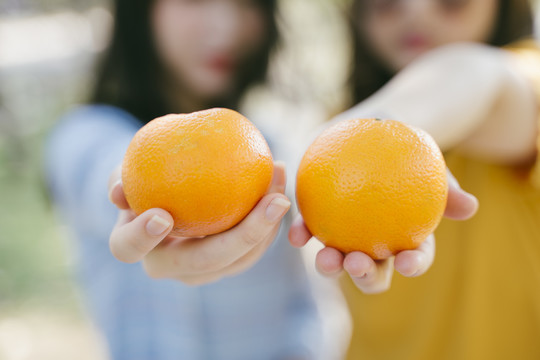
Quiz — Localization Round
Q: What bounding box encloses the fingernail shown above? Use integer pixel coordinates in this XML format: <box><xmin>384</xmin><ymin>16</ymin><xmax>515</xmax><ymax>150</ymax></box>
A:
<box><xmin>464</xmin><ymin>192</ymin><xmax>480</xmax><ymax>213</ymax></box>
<box><xmin>146</xmin><ymin>215</ymin><xmax>171</xmax><ymax>236</ymax></box>
<box><xmin>447</xmin><ymin>175</ymin><xmax>459</xmax><ymax>189</ymax></box>
<box><xmin>359</xmin><ymin>268</ymin><xmax>375</xmax><ymax>279</ymax></box>
<box><xmin>446</xmin><ymin>171</ymin><xmax>462</xmax><ymax>190</ymax></box>
<box><xmin>272</xmin><ymin>161</ymin><xmax>287</xmax><ymax>188</ymax></box>
<box><xmin>360</xmin><ymin>264</ymin><xmax>377</xmax><ymax>279</ymax></box>
<box><xmin>108</xmin><ymin>180</ymin><xmax>122</xmax><ymax>203</ymax></box>
<box><xmin>265</xmin><ymin>197</ymin><xmax>291</xmax><ymax>222</ymax></box>
<box><xmin>464</xmin><ymin>191</ymin><xmax>478</xmax><ymax>202</ymax></box>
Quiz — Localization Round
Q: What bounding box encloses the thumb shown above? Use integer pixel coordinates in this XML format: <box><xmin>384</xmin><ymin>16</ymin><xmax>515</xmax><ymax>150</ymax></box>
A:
<box><xmin>267</xmin><ymin>161</ymin><xmax>287</xmax><ymax>195</ymax></box>
<box><xmin>444</xmin><ymin>170</ymin><xmax>479</xmax><ymax>220</ymax></box>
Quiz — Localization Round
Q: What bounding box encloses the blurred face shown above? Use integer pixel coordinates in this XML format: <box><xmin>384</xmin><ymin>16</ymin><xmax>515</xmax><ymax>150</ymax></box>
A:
<box><xmin>151</xmin><ymin>0</ymin><xmax>266</xmax><ymax>100</ymax></box>
<box><xmin>361</xmin><ymin>0</ymin><xmax>499</xmax><ymax>71</ymax></box>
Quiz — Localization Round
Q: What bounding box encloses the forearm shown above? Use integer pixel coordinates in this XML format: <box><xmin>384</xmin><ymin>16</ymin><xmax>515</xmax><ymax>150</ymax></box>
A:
<box><xmin>337</xmin><ymin>43</ymin><xmax>537</xmax><ymax>160</ymax></box>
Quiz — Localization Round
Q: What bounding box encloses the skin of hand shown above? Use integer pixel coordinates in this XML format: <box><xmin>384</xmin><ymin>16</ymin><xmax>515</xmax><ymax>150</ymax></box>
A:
<box><xmin>288</xmin><ymin>170</ymin><xmax>479</xmax><ymax>295</ymax></box>
<box><xmin>108</xmin><ymin>161</ymin><xmax>291</xmax><ymax>286</ymax></box>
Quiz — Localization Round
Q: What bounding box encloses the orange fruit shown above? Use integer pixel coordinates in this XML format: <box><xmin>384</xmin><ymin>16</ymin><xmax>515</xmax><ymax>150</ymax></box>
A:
<box><xmin>296</xmin><ymin>118</ymin><xmax>448</xmax><ymax>260</ymax></box>
<box><xmin>122</xmin><ymin>108</ymin><xmax>273</xmax><ymax>237</ymax></box>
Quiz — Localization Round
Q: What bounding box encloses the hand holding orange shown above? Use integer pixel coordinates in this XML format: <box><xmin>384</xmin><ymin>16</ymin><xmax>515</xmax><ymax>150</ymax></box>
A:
<box><xmin>121</xmin><ymin>108</ymin><xmax>274</xmax><ymax>237</ymax></box>
<box><xmin>296</xmin><ymin>118</ymin><xmax>448</xmax><ymax>260</ymax></box>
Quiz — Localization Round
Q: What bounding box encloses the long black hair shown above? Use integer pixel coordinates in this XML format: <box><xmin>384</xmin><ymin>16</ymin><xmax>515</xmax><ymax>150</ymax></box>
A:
<box><xmin>349</xmin><ymin>0</ymin><xmax>535</xmax><ymax>104</ymax></box>
<box><xmin>91</xmin><ymin>0</ymin><xmax>279</xmax><ymax>124</ymax></box>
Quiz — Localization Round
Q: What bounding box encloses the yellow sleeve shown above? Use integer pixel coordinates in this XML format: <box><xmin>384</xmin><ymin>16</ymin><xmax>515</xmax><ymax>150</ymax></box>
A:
<box><xmin>503</xmin><ymin>39</ymin><xmax>540</xmax><ymax>187</ymax></box>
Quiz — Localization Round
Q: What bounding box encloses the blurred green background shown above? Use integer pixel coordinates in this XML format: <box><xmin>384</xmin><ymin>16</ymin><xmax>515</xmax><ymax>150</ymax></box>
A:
<box><xmin>1</xmin><ymin>3</ymin><xmax>110</xmax><ymax>359</ymax></box>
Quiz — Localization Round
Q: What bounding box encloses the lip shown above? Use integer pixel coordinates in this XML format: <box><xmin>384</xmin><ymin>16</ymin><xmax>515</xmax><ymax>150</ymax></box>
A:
<box><xmin>401</xmin><ymin>33</ymin><xmax>430</xmax><ymax>50</ymax></box>
<box><xmin>206</xmin><ymin>55</ymin><xmax>236</xmax><ymax>74</ymax></box>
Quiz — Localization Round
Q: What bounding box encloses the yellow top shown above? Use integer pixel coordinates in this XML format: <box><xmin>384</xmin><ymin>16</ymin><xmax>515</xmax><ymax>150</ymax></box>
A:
<box><xmin>341</xmin><ymin>39</ymin><xmax>540</xmax><ymax>360</ymax></box>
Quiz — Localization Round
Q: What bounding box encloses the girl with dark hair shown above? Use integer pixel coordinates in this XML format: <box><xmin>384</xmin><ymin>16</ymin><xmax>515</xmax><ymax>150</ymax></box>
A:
<box><xmin>91</xmin><ymin>0</ymin><xmax>278</xmax><ymax>122</ymax></box>
<box><xmin>45</xmin><ymin>1</ymin><xmax>320</xmax><ymax>359</ymax></box>
<box><xmin>291</xmin><ymin>0</ymin><xmax>540</xmax><ymax>359</ymax></box>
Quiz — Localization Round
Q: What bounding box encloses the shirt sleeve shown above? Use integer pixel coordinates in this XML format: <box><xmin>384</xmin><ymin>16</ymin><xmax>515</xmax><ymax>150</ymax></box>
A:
<box><xmin>45</xmin><ymin>105</ymin><xmax>141</xmax><ymax>242</ymax></box>
<box><xmin>503</xmin><ymin>39</ymin><xmax>540</xmax><ymax>187</ymax></box>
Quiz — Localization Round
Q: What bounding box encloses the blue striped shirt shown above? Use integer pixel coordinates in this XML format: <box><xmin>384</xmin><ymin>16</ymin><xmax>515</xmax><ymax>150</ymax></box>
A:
<box><xmin>45</xmin><ymin>105</ymin><xmax>322</xmax><ymax>360</ymax></box>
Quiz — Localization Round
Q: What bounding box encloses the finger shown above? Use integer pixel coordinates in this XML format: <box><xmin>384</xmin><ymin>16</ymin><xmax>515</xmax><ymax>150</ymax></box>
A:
<box><xmin>144</xmin><ymin>193</ymin><xmax>291</xmax><ymax>278</ymax></box>
<box><xmin>107</xmin><ymin>164</ymin><xmax>122</xmax><ymax>189</ymax></box>
<box><xmin>315</xmin><ymin>247</ymin><xmax>344</xmax><ymax>277</ymax></box>
<box><xmin>267</xmin><ymin>161</ymin><xmax>287</xmax><ymax>195</ymax></box>
<box><xmin>288</xmin><ymin>215</ymin><xmax>312</xmax><ymax>248</ymax></box>
<box><xmin>110</xmin><ymin>208</ymin><xmax>173</xmax><ymax>263</ymax></box>
<box><xmin>344</xmin><ymin>252</ymin><xmax>394</xmax><ymax>294</ymax></box>
<box><xmin>108</xmin><ymin>180</ymin><xmax>130</xmax><ymax>210</ymax></box>
<box><xmin>343</xmin><ymin>251</ymin><xmax>376</xmax><ymax>278</ymax></box>
<box><xmin>115</xmin><ymin>207</ymin><xmax>137</xmax><ymax>227</ymax></box>
<box><xmin>394</xmin><ymin>234</ymin><xmax>435</xmax><ymax>277</ymax></box>
<box><xmin>166</xmin><ymin>227</ymin><xmax>281</xmax><ymax>285</ymax></box>
<box><xmin>217</xmin><ymin>225</ymin><xmax>278</xmax><ymax>278</ymax></box>
<box><xmin>444</xmin><ymin>170</ymin><xmax>479</xmax><ymax>220</ymax></box>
